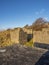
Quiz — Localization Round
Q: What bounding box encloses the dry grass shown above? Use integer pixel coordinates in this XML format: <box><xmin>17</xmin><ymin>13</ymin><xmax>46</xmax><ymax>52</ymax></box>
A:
<box><xmin>24</xmin><ymin>39</ymin><xmax>33</xmax><ymax>47</ymax></box>
<box><xmin>0</xmin><ymin>30</ymin><xmax>12</xmax><ymax>47</ymax></box>
<box><xmin>0</xmin><ymin>29</ymin><xmax>33</xmax><ymax>47</ymax></box>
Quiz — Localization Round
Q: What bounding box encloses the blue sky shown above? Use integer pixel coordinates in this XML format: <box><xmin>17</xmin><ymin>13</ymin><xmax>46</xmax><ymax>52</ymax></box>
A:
<box><xmin>0</xmin><ymin>0</ymin><xmax>49</xmax><ymax>29</ymax></box>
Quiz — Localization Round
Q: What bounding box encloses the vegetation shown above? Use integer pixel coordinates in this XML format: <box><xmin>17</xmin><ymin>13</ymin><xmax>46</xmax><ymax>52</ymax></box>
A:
<box><xmin>1</xmin><ymin>17</ymin><xmax>48</xmax><ymax>47</ymax></box>
<box><xmin>24</xmin><ymin>18</ymin><xmax>49</xmax><ymax>31</ymax></box>
<box><xmin>0</xmin><ymin>30</ymin><xmax>12</xmax><ymax>47</ymax></box>
<box><xmin>24</xmin><ymin>39</ymin><xmax>33</xmax><ymax>47</ymax></box>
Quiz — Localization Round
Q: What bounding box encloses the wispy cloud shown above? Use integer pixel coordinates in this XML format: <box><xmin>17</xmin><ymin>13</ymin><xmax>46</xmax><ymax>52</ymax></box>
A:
<box><xmin>43</xmin><ymin>17</ymin><xmax>49</xmax><ymax>21</ymax></box>
<box><xmin>35</xmin><ymin>9</ymin><xmax>45</xmax><ymax>15</ymax></box>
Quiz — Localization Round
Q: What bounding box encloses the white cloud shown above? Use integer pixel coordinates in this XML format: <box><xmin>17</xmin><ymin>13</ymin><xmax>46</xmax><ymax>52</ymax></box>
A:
<box><xmin>43</xmin><ymin>17</ymin><xmax>49</xmax><ymax>21</ymax></box>
<box><xmin>35</xmin><ymin>9</ymin><xmax>45</xmax><ymax>15</ymax></box>
<box><xmin>44</xmin><ymin>17</ymin><xmax>48</xmax><ymax>20</ymax></box>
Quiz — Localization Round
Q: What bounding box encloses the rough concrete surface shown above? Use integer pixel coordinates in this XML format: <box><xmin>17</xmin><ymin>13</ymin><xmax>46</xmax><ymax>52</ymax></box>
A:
<box><xmin>0</xmin><ymin>44</ymin><xmax>48</xmax><ymax>65</ymax></box>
